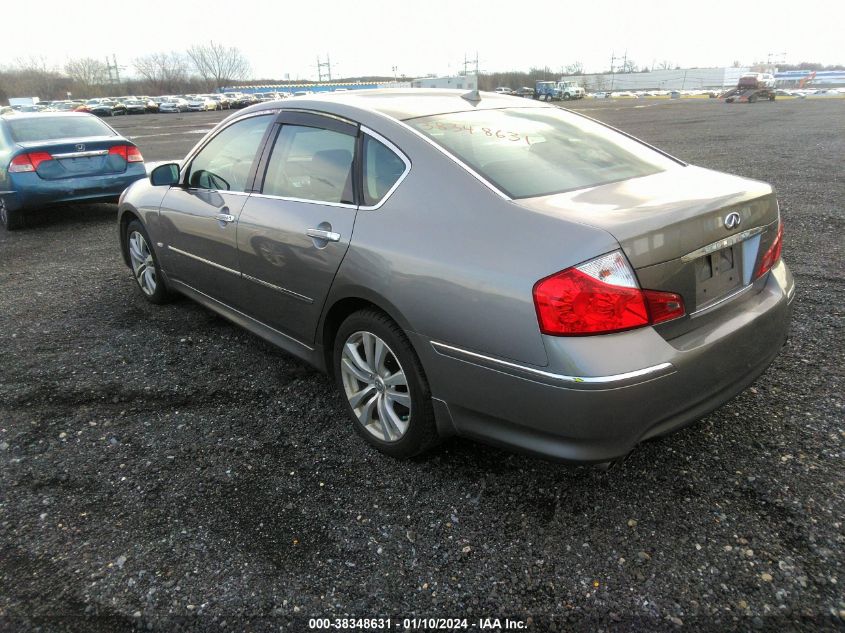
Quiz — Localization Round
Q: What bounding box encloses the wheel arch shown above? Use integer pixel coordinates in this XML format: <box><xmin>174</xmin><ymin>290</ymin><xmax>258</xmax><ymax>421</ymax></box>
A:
<box><xmin>317</xmin><ymin>289</ymin><xmax>415</xmax><ymax>379</ymax></box>
<box><xmin>118</xmin><ymin>206</ymin><xmax>141</xmax><ymax>267</ymax></box>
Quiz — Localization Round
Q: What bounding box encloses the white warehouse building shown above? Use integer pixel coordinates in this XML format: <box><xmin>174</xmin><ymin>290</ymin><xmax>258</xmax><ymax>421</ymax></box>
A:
<box><xmin>565</xmin><ymin>67</ymin><xmax>754</xmax><ymax>91</ymax></box>
<box><xmin>410</xmin><ymin>74</ymin><xmax>478</xmax><ymax>90</ymax></box>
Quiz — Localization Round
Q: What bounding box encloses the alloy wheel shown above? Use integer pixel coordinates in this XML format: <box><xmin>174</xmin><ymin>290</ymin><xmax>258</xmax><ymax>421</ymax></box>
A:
<box><xmin>340</xmin><ymin>331</ymin><xmax>411</xmax><ymax>442</ymax></box>
<box><xmin>128</xmin><ymin>230</ymin><xmax>157</xmax><ymax>296</ymax></box>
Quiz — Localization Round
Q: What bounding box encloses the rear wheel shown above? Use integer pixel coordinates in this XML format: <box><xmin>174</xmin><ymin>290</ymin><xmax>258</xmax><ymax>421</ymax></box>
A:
<box><xmin>125</xmin><ymin>220</ymin><xmax>170</xmax><ymax>304</ymax></box>
<box><xmin>563</xmin><ymin>93</ymin><xmax>571</xmax><ymax>100</ymax></box>
<box><xmin>334</xmin><ymin>310</ymin><xmax>438</xmax><ymax>458</ymax></box>
<box><xmin>0</xmin><ymin>202</ymin><xmax>24</xmax><ymax>231</ymax></box>
<box><xmin>748</xmin><ymin>94</ymin><xmax>758</xmax><ymax>103</ymax></box>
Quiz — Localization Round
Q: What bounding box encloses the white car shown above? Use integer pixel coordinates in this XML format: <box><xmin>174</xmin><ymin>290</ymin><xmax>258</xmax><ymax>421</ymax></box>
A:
<box><xmin>159</xmin><ymin>98</ymin><xmax>189</xmax><ymax>113</ymax></box>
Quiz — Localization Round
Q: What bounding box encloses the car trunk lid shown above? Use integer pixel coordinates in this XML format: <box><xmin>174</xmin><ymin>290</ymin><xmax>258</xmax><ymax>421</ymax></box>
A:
<box><xmin>515</xmin><ymin>165</ymin><xmax>781</xmax><ymax>333</ymax></box>
<box><xmin>16</xmin><ymin>136</ymin><xmax>134</xmax><ymax>179</ymax></box>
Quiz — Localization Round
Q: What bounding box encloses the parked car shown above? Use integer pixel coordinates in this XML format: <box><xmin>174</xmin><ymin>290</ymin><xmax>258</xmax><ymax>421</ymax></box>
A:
<box><xmin>79</xmin><ymin>99</ymin><xmax>127</xmax><ymax>117</ymax></box>
<box><xmin>187</xmin><ymin>96</ymin><xmax>219</xmax><ymax>111</ymax></box>
<box><xmin>159</xmin><ymin>98</ymin><xmax>189</xmax><ymax>113</ymax></box>
<box><xmin>117</xmin><ymin>90</ymin><xmax>793</xmax><ymax>463</ymax></box>
<box><xmin>223</xmin><ymin>93</ymin><xmax>252</xmax><ymax>108</ymax></box>
<box><xmin>494</xmin><ymin>87</ymin><xmax>514</xmax><ymax>95</ymax></box>
<box><xmin>515</xmin><ymin>86</ymin><xmax>535</xmax><ymax>98</ymax></box>
<box><xmin>139</xmin><ymin>97</ymin><xmax>159</xmax><ymax>113</ymax></box>
<box><xmin>43</xmin><ymin>101</ymin><xmax>77</xmax><ymax>112</ymax></box>
<box><xmin>209</xmin><ymin>95</ymin><xmax>231</xmax><ymax>109</ymax></box>
<box><xmin>0</xmin><ymin>112</ymin><xmax>145</xmax><ymax>230</ymax></box>
<box><xmin>123</xmin><ymin>99</ymin><xmax>148</xmax><ymax>115</ymax></box>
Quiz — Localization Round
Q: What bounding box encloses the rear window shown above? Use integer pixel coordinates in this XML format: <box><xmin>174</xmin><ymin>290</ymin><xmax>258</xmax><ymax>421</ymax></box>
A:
<box><xmin>7</xmin><ymin>116</ymin><xmax>116</xmax><ymax>143</ymax></box>
<box><xmin>407</xmin><ymin>108</ymin><xmax>679</xmax><ymax>199</ymax></box>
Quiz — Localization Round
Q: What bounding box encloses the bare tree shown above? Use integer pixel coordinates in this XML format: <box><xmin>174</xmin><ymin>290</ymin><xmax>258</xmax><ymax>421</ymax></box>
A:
<box><xmin>565</xmin><ymin>61</ymin><xmax>584</xmax><ymax>75</ymax></box>
<box><xmin>186</xmin><ymin>41</ymin><xmax>250</xmax><ymax>90</ymax></box>
<box><xmin>65</xmin><ymin>57</ymin><xmax>108</xmax><ymax>89</ymax></box>
<box><xmin>621</xmin><ymin>59</ymin><xmax>638</xmax><ymax>73</ymax></box>
<box><xmin>4</xmin><ymin>56</ymin><xmax>68</xmax><ymax>99</ymax></box>
<box><xmin>134</xmin><ymin>52</ymin><xmax>189</xmax><ymax>93</ymax></box>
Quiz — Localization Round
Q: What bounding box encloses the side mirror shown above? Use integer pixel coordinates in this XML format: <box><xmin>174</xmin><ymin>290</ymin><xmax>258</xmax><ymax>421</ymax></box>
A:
<box><xmin>150</xmin><ymin>163</ymin><xmax>180</xmax><ymax>187</ymax></box>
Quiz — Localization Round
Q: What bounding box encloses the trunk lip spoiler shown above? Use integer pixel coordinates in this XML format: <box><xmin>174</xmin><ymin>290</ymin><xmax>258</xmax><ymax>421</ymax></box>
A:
<box><xmin>50</xmin><ymin>149</ymin><xmax>110</xmax><ymax>159</ymax></box>
<box><xmin>680</xmin><ymin>226</ymin><xmax>765</xmax><ymax>263</ymax></box>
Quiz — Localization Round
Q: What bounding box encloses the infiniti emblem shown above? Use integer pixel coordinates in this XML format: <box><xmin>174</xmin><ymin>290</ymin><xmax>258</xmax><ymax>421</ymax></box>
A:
<box><xmin>75</xmin><ymin>143</ymin><xmax>85</xmax><ymax>152</ymax></box>
<box><xmin>724</xmin><ymin>211</ymin><xmax>742</xmax><ymax>230</ymax></box>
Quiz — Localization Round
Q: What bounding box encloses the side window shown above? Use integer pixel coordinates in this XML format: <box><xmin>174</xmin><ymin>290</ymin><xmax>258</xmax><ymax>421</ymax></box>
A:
<box><xmin>263</xmin><ymin>125</ymin><xmax>355</xmax><ymax>204</ymax></box>
<box><xmin>187</xmin><ymin>115</ymin><xmax>272</xmax><ymax>192</ymax></box>
<box><xmin>362</xmin><ymin>135</ymin><xmax>407</xmax><ymax>206</ymax></box>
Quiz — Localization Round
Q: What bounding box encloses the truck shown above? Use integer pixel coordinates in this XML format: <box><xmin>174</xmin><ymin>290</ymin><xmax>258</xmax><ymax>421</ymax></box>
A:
<box><xmin>722</xmin><ymin>74</ymin><xmax>776</xmax><ymax>103</ymax></box>
<box><xmin>533</xmin><ymin>80</ymin><xmax>585</xmax><ymax>101</ymax></box>
<box><xmin>8</xmin><ymin>97</ymin><xmax>40</xmax><ymax>108</ymax></box>
<box><xmin>557</xmin><ymin>80</ymin><xmax>585</xmax><ymax>100</ymax></box>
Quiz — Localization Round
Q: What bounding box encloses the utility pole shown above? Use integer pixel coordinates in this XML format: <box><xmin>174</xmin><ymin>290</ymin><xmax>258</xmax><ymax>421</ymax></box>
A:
<box><xmin>104</xmin><ymin>55</ymin><xmax>122</xmax><ymax>85</ymax></box>
<box><xmin>610</xmin><ymin>51</ymin><xmax>619</xmax><ymax>91</ymax></box>
<box><xmin>317</xmin><ymin>55</ymin><xmax>332</xmax><ymax>82</ymax></box>
<box><xmin>462</xmin><ymin>52</ymin><xmax>479</xmax><ymax>78</ymax></box>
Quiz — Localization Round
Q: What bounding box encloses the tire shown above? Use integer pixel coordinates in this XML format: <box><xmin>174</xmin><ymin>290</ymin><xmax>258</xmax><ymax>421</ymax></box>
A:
<box><xmin>0</xmin><ymin>201</ymin><xmax>24</xmax><ymax>231</ymax></box>
<box><xmin>125</xmin><ymin>219</ymin><xmax>170</xmax><ymax>304</ymax></box>
<box><xmin>333</xmin><ymin>309</ymin><xmax>439</xmax><ymax>458</ymax></box>
<box><xmin>563</xmin><ymin>93</ymin><xmax>571</xmax><ymax>100</ymax></box>
<box><xmin>748</xmin><ymin>95</ymin><xmax>757</xmax><ymax>103</ymax></box>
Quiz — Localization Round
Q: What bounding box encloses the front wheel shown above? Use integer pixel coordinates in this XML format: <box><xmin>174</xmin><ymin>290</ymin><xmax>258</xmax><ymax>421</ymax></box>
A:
<box><xmin>563</xmin><ymin>93</ymin><xmax>571</xmax><ymax>100</ymax></box>
<box><xmin>334</xmin><ymin>310</ymin><xmax>439</xmax><ymax>458</ymax></box>
<box><xmin>125</xmin><ymin>219</ymin><xmax>170</xmax><ymax>304</ymax></box>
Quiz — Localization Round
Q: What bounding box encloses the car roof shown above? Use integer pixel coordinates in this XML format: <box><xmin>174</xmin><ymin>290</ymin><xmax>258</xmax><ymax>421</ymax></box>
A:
<box><xmin>241</xmin><ymin>88</ymin><xmax>549</xmax><ymax>121</ymax></box>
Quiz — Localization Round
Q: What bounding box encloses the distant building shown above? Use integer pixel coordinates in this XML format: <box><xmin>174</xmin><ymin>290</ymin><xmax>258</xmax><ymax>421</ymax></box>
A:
<box><xmin>564</xmin><ymin>67</ymin><xmax>753</xmax><ymax>91</ymax></box>
<box><xmin>774</xmin><ymin>70</ymin><xmax>845</xmax><ymax>87</ymax></box>
<box><xmin>410</xmin><ymin>75</ymin><xmax>478</xmax><ymax>90</ymax></box>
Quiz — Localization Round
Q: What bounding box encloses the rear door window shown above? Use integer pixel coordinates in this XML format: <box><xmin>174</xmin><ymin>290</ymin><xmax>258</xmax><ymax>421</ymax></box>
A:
<box><xmin>262</xmin><ymin>125</ymin><xmax>356</xmax><ymax>204</ymax></box>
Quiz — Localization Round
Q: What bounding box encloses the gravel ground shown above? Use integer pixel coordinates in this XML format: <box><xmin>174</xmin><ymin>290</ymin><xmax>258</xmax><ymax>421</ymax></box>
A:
<box><xmin>0</xmin><ymin>100</ymin><xmax>843</xmax><ymax>633</ymax></box>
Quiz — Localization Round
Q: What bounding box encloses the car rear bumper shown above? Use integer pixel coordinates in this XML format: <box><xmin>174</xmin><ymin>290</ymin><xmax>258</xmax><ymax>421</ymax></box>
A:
<box><xmin>411</xmin><ymin>260</ymin><xmax>794</xmax><ymax>463</ymax></box>
<box><xmin>4</xmin><ymin>166</ymin><xmax>147</xmax><ymax>211</ymax></box>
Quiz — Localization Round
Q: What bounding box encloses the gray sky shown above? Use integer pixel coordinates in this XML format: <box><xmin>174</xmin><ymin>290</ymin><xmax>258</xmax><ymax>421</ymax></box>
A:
<box><xmin>5</xmin><ymin>0</ymin><xmax>842</xmax><ymax>80</ymax></box>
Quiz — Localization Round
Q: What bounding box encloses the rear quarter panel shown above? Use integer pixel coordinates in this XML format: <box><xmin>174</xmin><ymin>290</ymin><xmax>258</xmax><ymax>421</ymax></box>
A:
<box><xmin>325</xmin><ymin>113</ymin><xmax>620</xmax><ymax>367</ymax></box>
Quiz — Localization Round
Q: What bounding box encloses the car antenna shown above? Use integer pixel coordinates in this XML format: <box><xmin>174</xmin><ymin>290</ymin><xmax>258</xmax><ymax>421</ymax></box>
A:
<box><xmin>461</xmin><ymin>89</ymin><xmax>481</xmax><ymax>105</ymax></box>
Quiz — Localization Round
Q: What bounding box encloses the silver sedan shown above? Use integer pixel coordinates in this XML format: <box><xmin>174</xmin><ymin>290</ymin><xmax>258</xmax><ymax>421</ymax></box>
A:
<box><xmin>117</xmin><ymin>89</ymin><xmax>794</xmax><ymax>463</ymax></box>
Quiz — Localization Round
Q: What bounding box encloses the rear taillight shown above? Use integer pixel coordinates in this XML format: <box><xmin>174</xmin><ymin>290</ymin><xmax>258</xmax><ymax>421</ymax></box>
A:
<box><xmin>109</xmin><ymin>145</ymin><xmax>144</xmax><ymax>163</ymax></box>
<box><xmin>533</xmin><ymin>250</ymin><xmax>685</xmax><ymax>336</ymax></box>
<box><xmin>755</xmin><ymin>220</ymin><xmax>783</xmax><ymax>279</ymax></box>
<box><xmin>9</xmin><ymin>152</ymin><xmax>53</xmax><ymax>173</ymax></box>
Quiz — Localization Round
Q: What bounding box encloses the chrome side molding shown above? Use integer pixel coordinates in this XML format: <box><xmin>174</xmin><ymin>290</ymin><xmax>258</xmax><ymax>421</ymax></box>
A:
<box><xmin>430</xmin><ymin>341</ymin><xmax>674</xmax><ymax>389</ymax></box>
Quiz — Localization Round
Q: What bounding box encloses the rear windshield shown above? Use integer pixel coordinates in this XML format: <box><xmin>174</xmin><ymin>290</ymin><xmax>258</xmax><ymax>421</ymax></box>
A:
<box><xmin>407</xmin><ymin>108</ymin><xmax>679</xmax><ymax>199</ymax></box>
<box><xmin>7</xmin><ymin>116</ymin><xmax>116</xmax><ymax>143</ymax></box>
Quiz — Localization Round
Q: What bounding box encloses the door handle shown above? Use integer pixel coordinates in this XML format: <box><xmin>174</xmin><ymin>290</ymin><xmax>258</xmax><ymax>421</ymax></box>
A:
<box><xmin>306</xmin><ymin>228</ymin><xmax>341</xmax><ymax>242</ymax></box>
<box><xmin>215</xmin><ymin>213</ymin><xmax>235</xmax><ymax>223</ymax></box>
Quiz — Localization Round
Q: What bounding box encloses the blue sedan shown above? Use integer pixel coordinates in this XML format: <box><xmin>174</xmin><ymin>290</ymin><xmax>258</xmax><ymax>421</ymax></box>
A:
<box><xmin>0</xmin><ymin>112</ymin><xmax>146</xmax><ymax>230</ymax></box>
